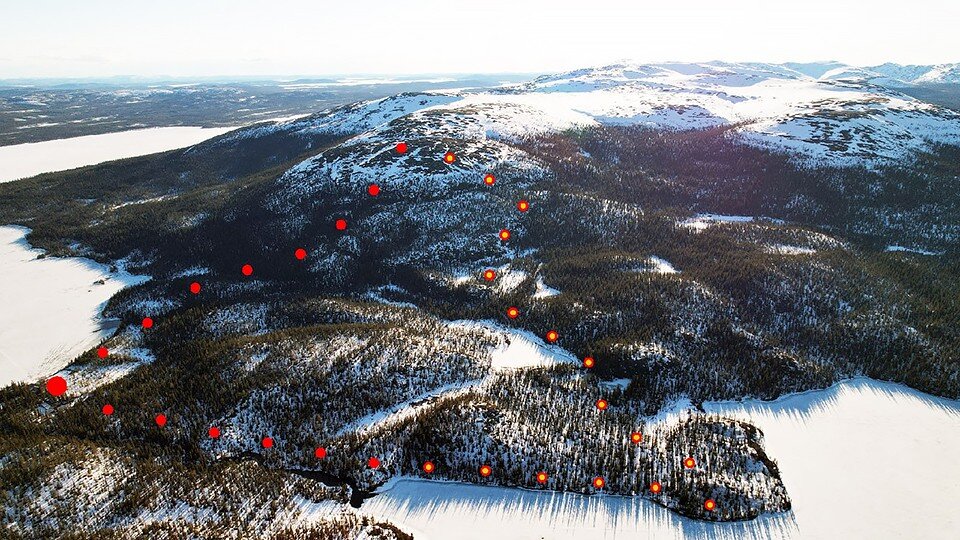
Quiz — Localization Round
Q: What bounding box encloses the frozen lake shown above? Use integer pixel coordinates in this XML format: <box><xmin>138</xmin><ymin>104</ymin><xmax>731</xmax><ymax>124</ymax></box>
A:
<box><xmin>0</xmin><ymin>226</ymin><xmax>148</xmax><ymax>387</ymax></box>
<box><xmin>365</xmin><ymin>379</ymin><xmax>960</xmax><ymax>539</ymax></box>
<box><xmin>0</xmin><ymin>126</ymin><xmax>236</xmax><ymax>183</ymax></box>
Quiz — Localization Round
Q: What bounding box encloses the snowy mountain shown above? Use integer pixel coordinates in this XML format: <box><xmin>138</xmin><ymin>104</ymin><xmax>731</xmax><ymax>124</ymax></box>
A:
<box><xmin>237</xmin><ymin>61</ymin><xmax>960</xmax><ymax>171</ymax></box>
<box><xmin>2</xmin><ymin>61</ymin><xmax>960</xmax><ymax>539</ymax></box>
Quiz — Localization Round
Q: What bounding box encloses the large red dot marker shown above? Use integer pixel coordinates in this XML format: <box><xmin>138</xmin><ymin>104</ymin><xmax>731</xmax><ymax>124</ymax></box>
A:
<box><xmin>630</xmin><ymin>432</ymin><xmax>643</xmax><ymax>444</ymax></box>
<box><xmin>396</xmin><ymin>142</ymin><xmax>408</xmax><ymax>154</ymax></box>
<box><xmin>46</xmin><ymin>376</ymin><xmax>67</xmax><ymax>397</ymax></box>
<box><xmin>97</xmin><ymin>346</ymin><xmax>109</xmax><ymax>359</ymax></box>
<box><xmin>295</xmin><ymin>248</ymin><xmax>307</xmax><ymax>260</ymax></box>
<box><xmin>583</xmin><ymin>356</ymin><xmax>595</xmax><ymax>368</ymax></box>
<box><xmin>498</xmin><ymin>229</ymin><xmax>511</xmax><ymax>241</ymax></box>
<box><xmin>262</xmin><ymin>437</ymin><xmax>274</xmax><ymax>449</ymax></box>
<box><xmin>536</xmin><ymin>471</ymin><xmax>548</xmax><ymax>484</ymax></box>
<box><xmin>208</xmin><ymin>426</ymin><xmax>221</xmax><ymax>439</ymax></box>
<box><xmin>483</xmin><ymin>174</ymin><xmax>495</xmax><ymax>186</ymax></box>
<box><xmin>650</xmin><ymin>481</ymin><xmax>662</xmax><ymax>494</ymax></box>
<box><xmin>241</xmin><ymin>264</ymin><xmax>253</xmax><ymax>276</ymax></box>
<box><xmin>368</xmin><ymin>184</ymin><xmax>381</xmax><ymax>196</ymax></box>
<box><xmin>482</xmin><ymin>269</ymin><xmax>496</xmax><ymax>281</ymax></box>
<box><xmin>506</xmin><ymin>306</ymin><xmax>520</xmax><ymax>319</ymax></box>
<box><xmin>684</xmin><ymin>457</ymin><xmax>696</xmax><ymax>469</ymax></box>
<box><xmin>517</xmin><ymin>200</ymin><xmax>529</xmax><ymax>212</ymax></box>
<box><xmin>315</xmin><ymin>447</ymin><xmax>327</xmax><ymax>459</ymax></box>
<box><xmin>596</xmin><ymin>398</ymin><xmax>609</xmax><ymax>411</ymax></box>
<box><xmin>142</xmin><ymin>317</ymin><xmax>154</xmax><ymax>329</ymax></box>
<box><xmin>335</xmin><ymin>219</ymin><xmax>348</xmax><ymax>231</ymax></box>
<box><xmin>704</xmin><ymin>499</ymin><xmax>717</xmax><ymax>511</ymax></box>
<box><xmin>545</xmin><ymin>330</ymin><xmax>559</xmax><ymax>343</ymax></box>
<box><xmin>443</xmin><ymin>152</ymin><xmax>456</xmax><ymax>164</ymax></box>
<box><xmin>155</xmin><ymin>413</ymin><xmax>167</xmax><ymax>427</ymax></box>
<box><xmin>368</xmin><ymin>456</ymin><xmax>381</xmax><ymax>469</ymax></box>
<box><xmin>102</xmin><ymin>404</ymin><xmax>114</xmax><ymax>416</ymax></box>
<box><xmin>422</xmin><ymin>461</ymin><xmax>436</xmax><ymax>474</ymax></box>
<box><xmin>593</xmin><ymin>477</ymin><xmax>606</xmax><ymax>489</ymax></box>
<box><xmin>479</xmin><ymin>464</ymin><xmax>492</xmax><ymax>477</ymax></box>
<box><xmin>189</xmin><ymin>282</ymin><xmax>201</xmax><ymax>295</ymax></box>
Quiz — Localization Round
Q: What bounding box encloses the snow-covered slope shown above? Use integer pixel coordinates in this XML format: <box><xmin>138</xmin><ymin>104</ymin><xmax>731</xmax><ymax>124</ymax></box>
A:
<box><xmin>240</xmin><ymin>61</ymin><xmax>960</xmax><ymax>178</ymax></box>
<box><xmin>866</xmin><ymin>62</ymin><xmax>960</xmax><ymax>86</ymax></box>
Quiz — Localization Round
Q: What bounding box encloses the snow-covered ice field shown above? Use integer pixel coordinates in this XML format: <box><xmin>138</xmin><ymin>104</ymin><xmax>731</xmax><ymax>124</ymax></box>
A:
<box><xmin>0</xmin><ymin>126</ymin><xmax>236</xmax><ymax>183</ymax></box>
<box><xmin>366</xmin><ymin>378</ymin><xmax>960</xmax><ymax>540</ymax></box>
<box><xmin>0</xmin><ymin>226</ymin><xmax>148</xmax><ymax>387</ymax></box>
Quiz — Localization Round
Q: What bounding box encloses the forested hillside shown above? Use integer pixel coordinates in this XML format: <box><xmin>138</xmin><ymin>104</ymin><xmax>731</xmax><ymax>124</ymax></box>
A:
<box><xmin>2</xmin><ymin>65</ymin><xmax>959</xmax><ymax>538</ymax></box>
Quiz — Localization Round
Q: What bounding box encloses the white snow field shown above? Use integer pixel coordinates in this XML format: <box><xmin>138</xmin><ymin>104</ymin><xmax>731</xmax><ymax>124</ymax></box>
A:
<box><xmin>0</xmin><ymin>226</ymin><xmax>149</xmax><ymax>387</ymax></box>
<box><xmin>366</xmin><ymin>378</ymin><xmax>960</xmax><ymax>540</ymax></box>
<box><xmin>0</xmin><ymin>126</ymin><xmax>237</xmax><ymax>183</ymax></box>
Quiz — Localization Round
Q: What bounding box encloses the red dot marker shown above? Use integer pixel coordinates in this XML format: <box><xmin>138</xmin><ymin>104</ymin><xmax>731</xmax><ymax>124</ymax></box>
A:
<box><xmin>684</xmin><ymin>457</ymin><xmax>696</xmax><ymax>469</ymax></box>
<box><xmin>46</xmin><ymin>376</ymin><xmax>67</xmax><ymax>397</ymax></box>
<box><xmin>335</xmin><ymin>219</ymin><xmax>348</xmax><ymax>231</ymax></box>
<box><xmin>102</xmin><ymin>404</ymin><xmax>114</xmax><ymax>416</ymax></box>
<box><xmin>208</xmin><ymin>426</ymin><xmax>221</xmax><ymax>439</ymax></box>
<box><xmin>650</xmin><ymin>481</ymin><xmax>663</xmax><ymax>494</ymax></box>
<box><xmin>596</xmin><ymin>398</ymin><xmax>609</xmax><ymax>411</ymax></box>
<box><xmin>704</xmin><ymin>499</ymin><xmax>717</xmax><ymax>512</ymax></box>
<box><xmin>583</xmin><ymin>356</ymin><xmax>595</xmax><ymax>368</ymax></box>
<box><xmin>630</xmin><ymin>432</ymin><xmax>643</xmax><ymax>444</ymax></box>
<box><xmin>368</xmin><ymin>184</ymin><xmax>381</xmax><ymax>196</ymax></box>
<box><xmin>262</xmin><ymin>437</ymin><xmax>274</xmax><ymax>449</ymax></box>
<box><xmin>482</xmin><ymin>269</ymin><xmax>496</xmax><ymax>281</ymax></box>
<box><xmin>517</xmin><ymin>200</ymin><xmax>530</xmax><ymax>212</ymax></box>
<box><xmin>295</xmin><ymin>248</ymin><xmax>307</xmax><ymax>260</ymax></box>
<box><xmin>97</xmin><ymin>346</ymin><xmax>109</xmax><ymax>359</ymax></box>
<box><xmin>422</xmin><ymin>461</ymin><xmax>436</xmax><ymax>474</ymax></box>
<box><xmin>479</xmin><ymin>464</ymin><xmax>492</xmax><ymax>477</ymax></box>
<box><xmin>396</xmin><ymin>142</ymin><xmax>408</xmax><ymax>154</ymax></box>
<box><xmin>155</xmin><ymin>413</ymin><xmax>167</xmax><ymax>427</ymax></box>
<box><xmin>241</xmin><ymin>264</ymin><xmax>253</xmax><ymax>276</ymax></box>
<box><xmin>536</xmin><ymin>471</ymin><xmax>548</xmax><ymax>484</ymax></box>
<box><xmin>368</xmin><ymin>456</ymin><xmax>381</xmax><ymax>469</ymax></box>
<box><xmin>545</xmin><ymin>330</ymin><xmax>559</xmax><ymax>343</ymax></box>
<box><xmin>506</xmin><ymin>306</ymin><xmax>520</xmax><ymax>319</ymax></box>
<box><xmin>593</xmin><ymin>476</ymin><xmax>606</xmax><ymax>489</ymax></box>
<box><xmin>142</xmin><ymin>317</ymin><xmax>154</xmax><ymax>329</ymax></box>
<box><xmin>443</xmin><ymin>151</ymin><xmax>456</xmax><ymax>164</ymax></box>
<box><xmin>315</xmin><ymin>447</ymin><xmax>327</xmax><ymax>459</ymax></box>
<box><xmin>498</xmin><ymin>229</ymin><xmax>511</xmax><ymax>241</ymax></box>
<box><xmin>483</xmin><ymin>174</ymin><xmax>495</xmax><ymax>186</ymax></box>
<box><xmin>189</xmin><ymin>282</ymin><xmax>201</xmax><ymax>295</ymax></box>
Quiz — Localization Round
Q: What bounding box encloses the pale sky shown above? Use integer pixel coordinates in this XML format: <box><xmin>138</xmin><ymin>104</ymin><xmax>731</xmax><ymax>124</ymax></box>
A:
<box><xmin>1</xmin><ymin>0</ymin><xmax>957</xmax><ymax>78</ymax></box>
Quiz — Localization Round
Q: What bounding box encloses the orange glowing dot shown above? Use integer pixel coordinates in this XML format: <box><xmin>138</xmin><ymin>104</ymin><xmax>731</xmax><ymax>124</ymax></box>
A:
<box><xmin>506</xmin><ymin>306</ymin><xmax>520</xmax><ymax>319</ymax></box>
<box><xmin>545</xmin><ymin>330</ymin><xmax>559</xmax><ymax>343</ymax></box>
<box><xmin>479</xmin><ymin>465</ymin><xmax>492</xmax><ymax>477</ymax></box>
<box><xmin>630</xmin><ymin>432</ymin><xmax>643</xmax><ymax>444</ymax></box>
<box><xmin>422</xmin><ymin>461</ymin><xmax>436</xmax><ymax>474</ymax></box>
<box><xmin>536</xmin><ymin>472</ymin><xmax>548</xmax><ymax>484</ymax></box>
<box><xmin>483</xmin><ymin>269</ymin><xmax>496</xmax><ymax>281</ymax></box>
<box><xmin>583</xmin><ymin>356</ymin><xmax>595</xmax><ymax>368</ymax></box>
<box><xmin>704</xmin><ymin>499</ymin><xmax>716</xmax><ymax>511</ymax></box>
<box><xmin>684</xmin><ymin>457</ymin><xmax>696</xmax><ymax>469</ymax></box>
<box><xmin>499</xmin><ymin>229</ymin><xmax>511</xmax><ymax>241</ymax></box>
<box><xmin>596</xmin><ymin>399</ymin><xmax>608</xmax><ymax>411</ymax></box>
<box><xmin>593</xmin><ymin>476</ymin><xmax>606</xmax><ymax>489</ymax></box>
<box><xmin>517</xmin><ymin>200</ymin><xmax>529</xmax><ymax>212</ymax></box>
<box><xmin>444</xmin><ymin>152</ymin><xmax>456</xmax><ymax>163</ymax></box>
<box><xmin>484</xmin><ymin>174</ymin><xmax>495</xmax><ymax>185</ymax></box>
<box><xmin>650</xmin><ymin>481</ymin><xmax>662</xmax><ymax>493</ymax></box>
